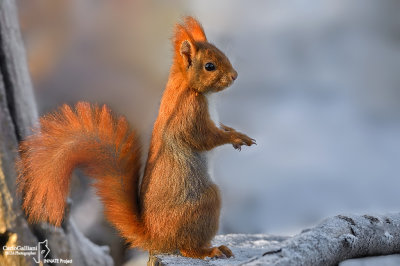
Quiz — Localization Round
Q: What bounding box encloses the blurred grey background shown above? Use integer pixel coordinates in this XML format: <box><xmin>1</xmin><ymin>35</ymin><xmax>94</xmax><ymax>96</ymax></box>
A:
<box><xmin>17</xmin><ymin>0</ymin><xmax>400</xmax><ymax>264</ymax></box>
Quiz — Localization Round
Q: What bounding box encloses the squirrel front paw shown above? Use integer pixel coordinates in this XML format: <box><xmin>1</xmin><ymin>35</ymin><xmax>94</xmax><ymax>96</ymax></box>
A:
<box><xmin>220</xmin><ymin>123</ymin><xmax>235</xmax><ymax>132</ymax></box>
<box><xmin>231</xmin><ymin>132</ymin><xmax>256</xmax><ymax>151</ymax></box>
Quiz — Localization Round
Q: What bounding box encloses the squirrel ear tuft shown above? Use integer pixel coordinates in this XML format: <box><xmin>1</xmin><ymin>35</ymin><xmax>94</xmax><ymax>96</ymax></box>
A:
<box><xmin>180</xmin><ymin>40</ymin><xmax>192</xmax><ymax>66</ymax></box>
<box><xmin>183</xmin><ymin>16</ymin><xmax>207</xmax><ymax>42</ymax></box>
<box><xmin>174</xmin><ymin>24</ymin><xmax>197</xmax><ymax>69</ymax></box>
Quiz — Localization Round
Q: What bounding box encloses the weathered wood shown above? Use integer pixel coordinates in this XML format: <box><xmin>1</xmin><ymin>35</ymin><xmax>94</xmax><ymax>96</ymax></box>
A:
<box><xmin>0</xmin><ymin>0</ymin><xmax>113</xmax><ymax>265</ymax></box>
<box><xmin>150</xmin><ymin>213</ymin><xmax>400</xmax><ymax>266</ymax></box>
<box><xmin>252</xmin><ymin>213</ymin><xmax>400</xmax><ymax>266</ymax></box>
<box><xmin>0</xmin><ymin>48</ymin><xmax>38</xmax><ymax>266</ymax></box>
<box><xmin>148</xmin><ymin>234</ymin><xmax>289</xmax><ymax>266</ymax></box>
<box><xmin>0</xmin><ymin>0</ymin><xmax>37</xmax><ymax>141</ymax></box>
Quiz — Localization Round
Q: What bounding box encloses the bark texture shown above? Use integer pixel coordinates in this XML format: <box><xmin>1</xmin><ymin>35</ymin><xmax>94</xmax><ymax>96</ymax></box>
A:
<box><xmin>149</xmin><ymin>213</ymin><xmax>400</xmax><ymax>266</ymax></box>
<box><xmin>0</xmin><ymin>0</ymin><xmax>113</xmax><ymax>265</ymax></box>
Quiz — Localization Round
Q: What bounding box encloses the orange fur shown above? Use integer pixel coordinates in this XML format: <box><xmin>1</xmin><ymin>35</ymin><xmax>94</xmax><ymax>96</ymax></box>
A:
<box><xmin>17</xmin><ymin>16</ymin><xmax>255</xmax><ymax>259</ymax></box>
<box><xmin>17</xmin><ymin>103</ymin><xmax>147</xmax><ymax>246</ymax></box>
<box><xmin>183</xmin><ymin>16</ymin><xmax>207</xmax><ymax>42</ymax></box>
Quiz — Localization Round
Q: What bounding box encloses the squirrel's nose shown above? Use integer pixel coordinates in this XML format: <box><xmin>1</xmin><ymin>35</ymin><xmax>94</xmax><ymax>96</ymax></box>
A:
<box><xmin>231</xmin><ymin>70</ymin><xmax>238</xmax><ymax>81</ymax></box>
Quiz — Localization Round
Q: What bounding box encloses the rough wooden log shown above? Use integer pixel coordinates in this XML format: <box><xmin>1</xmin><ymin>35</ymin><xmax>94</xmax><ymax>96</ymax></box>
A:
<box><xmin>0</xmin><ymin>0</ymin><xmax>113</xmax><ymax>265</ymax></box>
<box><xmin>149</xmin><ymin>213</ymin><xmax>400</xmax><ymax>266</ymax></box>
<box><xmin>0</xmin><ymin>38</ymin><xmax>39</xmax><ymax>266</ymax></box>
<box><xmin>147</xmin><ymin>234</ymin><xmax>288</xmax><ymax>266</ymax></box>
<box><xmin>0</xmin><ymin>0</ymin><xmax>37</xmax><ymax>142</ymax></box>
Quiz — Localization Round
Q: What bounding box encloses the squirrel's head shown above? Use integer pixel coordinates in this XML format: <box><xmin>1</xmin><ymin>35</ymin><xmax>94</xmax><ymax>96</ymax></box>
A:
<box><xmin>173</xmin><ymin>17</ymin><xmax>238</xmax><ymax>93</ymax></box>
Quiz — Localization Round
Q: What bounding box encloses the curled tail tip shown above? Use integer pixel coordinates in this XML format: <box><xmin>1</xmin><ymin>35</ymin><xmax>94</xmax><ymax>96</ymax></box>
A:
<box><xmin>21</xmin><ymin>197</ymin><xmax>65</xmax><ymax>227</ymax></box>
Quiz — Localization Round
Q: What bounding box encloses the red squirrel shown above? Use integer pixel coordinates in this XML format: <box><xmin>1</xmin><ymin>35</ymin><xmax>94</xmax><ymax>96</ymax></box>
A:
<box><xmin>17</xmin><ymin>17</ymin><xmax>256</xmax><ymax>259</ymax></box>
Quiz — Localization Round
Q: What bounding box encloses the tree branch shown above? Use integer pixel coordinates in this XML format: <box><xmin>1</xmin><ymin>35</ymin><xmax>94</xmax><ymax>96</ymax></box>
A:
<box><xmin>149</xmin><ymin>213</ymin><xmax>400</xmax><ymax>266</ymax></box>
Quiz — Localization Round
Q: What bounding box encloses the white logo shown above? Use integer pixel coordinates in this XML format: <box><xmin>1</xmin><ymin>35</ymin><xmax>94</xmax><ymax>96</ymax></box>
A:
<box><xmin>3</xmin><ymin>239</ymin><xmax>72</xmax><ymax>264</ymax></box>
<box><xmin>33</xmin><ymin>240</ymin><xmax>50</xmax><ymax>263</ymax></box>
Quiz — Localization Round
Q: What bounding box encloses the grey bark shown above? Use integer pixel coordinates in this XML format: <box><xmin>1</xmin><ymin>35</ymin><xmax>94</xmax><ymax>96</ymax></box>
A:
<box><xmin>149</xmin><ymin>213</ymin><xmax>400</xmax><ymax>266</ymax></box>
<box><xmin>0</xmin><ymin>0</ymin><xmax>113</xmax><ymax>265</ymax></box>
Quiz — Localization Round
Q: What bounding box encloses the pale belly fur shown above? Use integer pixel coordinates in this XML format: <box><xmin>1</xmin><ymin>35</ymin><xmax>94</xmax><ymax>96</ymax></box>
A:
<box><xmin>204</xmin><ymin>92</ymin><xmax>220</xmax><ymax>181</ymax></box>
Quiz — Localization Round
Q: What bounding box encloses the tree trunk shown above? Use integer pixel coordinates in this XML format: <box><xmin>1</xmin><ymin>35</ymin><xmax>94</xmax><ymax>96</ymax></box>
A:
<box><xmin>0</xmin><ymin>0</ymin><xmax>113</xmax><ymax>265</ymax></box>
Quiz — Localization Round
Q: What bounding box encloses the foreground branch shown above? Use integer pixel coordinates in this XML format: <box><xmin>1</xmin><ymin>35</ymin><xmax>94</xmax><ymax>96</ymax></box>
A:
<box><xmin>149</xmin><ymin>213</ymin><xmax>400</xmax><ymax>266</ymax></box>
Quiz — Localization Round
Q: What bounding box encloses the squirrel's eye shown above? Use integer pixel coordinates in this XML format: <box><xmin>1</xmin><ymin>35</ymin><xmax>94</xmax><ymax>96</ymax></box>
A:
<box><xmin>204</xmin><ymin>62</ymin><xmax>216</xmax><ymax>71</ymax></box>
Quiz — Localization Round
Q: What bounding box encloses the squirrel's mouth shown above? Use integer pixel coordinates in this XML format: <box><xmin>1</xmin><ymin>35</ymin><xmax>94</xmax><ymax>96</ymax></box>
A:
<box><xmin>222</xmin><ymin>78</ymin><xmax>235</xmax><ymax>89</ymax></box>
<box><xmin>210</xmin><ymin>75</ymin><xmax>236</xmax><ymax>93</ymax></box>
<box><xmin>214</xmin><ymin>82</ymin><xmax>234</xmax><ymax>92</ymax></box>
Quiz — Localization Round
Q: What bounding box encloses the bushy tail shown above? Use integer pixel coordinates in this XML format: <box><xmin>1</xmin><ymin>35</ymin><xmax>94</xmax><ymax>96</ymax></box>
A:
<box><xmin>17</xmin><ymin>102</ymin><xmax>147</xmax><ymax>247</ymax></box>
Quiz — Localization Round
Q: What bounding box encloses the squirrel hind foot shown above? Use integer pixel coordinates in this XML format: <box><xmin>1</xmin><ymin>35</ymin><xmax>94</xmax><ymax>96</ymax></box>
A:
<box><xmin>217</xmin><ymin>245</ymin><xmax>234</xmax><ymax>258</ymax></box>
<box><xmin>180</xmin><ymin>245</ymin><xmax>233</xmax><ymax>259</ymax></box>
